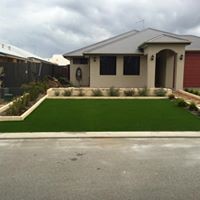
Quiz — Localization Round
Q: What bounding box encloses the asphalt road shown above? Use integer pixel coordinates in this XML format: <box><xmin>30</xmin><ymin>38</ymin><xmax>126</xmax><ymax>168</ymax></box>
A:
<box><xmin>0</xmin><ymin>138</ymin><xmax>200</xmax><ymax>200</ymax></box>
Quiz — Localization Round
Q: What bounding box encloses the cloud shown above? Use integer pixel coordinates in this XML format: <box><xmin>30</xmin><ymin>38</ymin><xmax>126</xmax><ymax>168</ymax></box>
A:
<box><xmin>0</xmin><ymin>0</ymin><xmax>200</xmax><ymax>58</ymax></box>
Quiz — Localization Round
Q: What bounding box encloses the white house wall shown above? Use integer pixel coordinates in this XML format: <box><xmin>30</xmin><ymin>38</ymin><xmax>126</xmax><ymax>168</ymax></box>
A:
<box><xmin>89</xmin><ymin>55</ymin><xmax>147</xmax><ymax>88</ymax></box>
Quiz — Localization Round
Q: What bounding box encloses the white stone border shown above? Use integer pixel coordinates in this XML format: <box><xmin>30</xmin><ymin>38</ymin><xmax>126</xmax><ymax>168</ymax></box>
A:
<box><xmin>47</xmin><ymin>87</ymin><xmax>172</xmax><ymax>98</ymax></box>
<box><xmin>175</xmin><ymin>90</ymin><xmax>200</xmax><ymax>109</ymax></box>
<box><xmin>0</xmin><ymin>101</ymin><xmax>14</xmax><ymax>113</ymax></box>
<box><xmin>178</xmin><ymin>89</ymin><xmax>200</xmax><ymax>101</ymax></box>
<box><xmin>0</xmin><ymin>95</ymin><xmax>47</xmax><ymax>121</ymax></box>
<box><xmin>47</xmin><ymin>96</ymin><xmax>168</xmax><ymax>100</ymax></box>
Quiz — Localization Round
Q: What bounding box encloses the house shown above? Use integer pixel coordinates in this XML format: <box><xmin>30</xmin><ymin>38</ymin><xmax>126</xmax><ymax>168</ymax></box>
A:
<box><xmin>49</xmin><ymin>54</ymin><xmax>70</xmax><ymax>66</ymax></box>
<box><xmin>0</xmin><ymin>42</ymin><xmax>57</xmax><ymax>97</ymax></box>
<box><xmin>48</xmin><ymin>54</ymin><xmax>70</xmax><ymax>81</ymax></box>
<box><xmin>64</xmin><ymin>28</ymin><xmax>200</xmax><ymax>89</ymax></box>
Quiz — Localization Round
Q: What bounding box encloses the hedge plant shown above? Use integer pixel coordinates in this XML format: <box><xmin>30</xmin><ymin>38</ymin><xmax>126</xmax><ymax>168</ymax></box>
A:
<box><xmin>63</xmin><ymin>89</ymin><xmax>72</xmax><ymax>96</ymax></box>
<box><xmin>176</xmin><ymin>98</ymin><xmax>187</xmax><ymax>107</ymax></box>
<box><xmin>138</xmin><ymin>88</ymin><xmax>148</xmax><ymax>96</ymax></box>
<box><xmin>154</xmin><ymin>88</ymin><xmax>167</xmax><ymax>96</ymax></box>
<box><xmin>168</xmin><ymin>94</ymin><xmax>175</xmax><ymax>100</ymax></box>
<box><xmin>78</xmin><ymin>89</ymin><xmax>85</xmax><ymax>96</ymax></box>
<box><xmin>107</xmin><ymin>87</ymin><xmax>120</xmax><ymax>96</ymax></box>
<box><xmin>124</xmin><ymin>89</ymin><xmax>135</xmax><ymax>96</ymax></box>
<box><xmin>189</xmin><ymin>102</ymin><xmax>198</xmax><ymax>111</ymax></box>
<box><xmin>92</xmin><ymin>89</ymin><xmax>103</xmax><ymax>96</ymax></box>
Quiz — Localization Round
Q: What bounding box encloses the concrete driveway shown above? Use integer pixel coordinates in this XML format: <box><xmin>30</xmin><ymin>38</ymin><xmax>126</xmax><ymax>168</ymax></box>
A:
<box><xmin>0</xmin><ymin>138</ymin><xmax>200</xmax><ymax>200</ymax></box>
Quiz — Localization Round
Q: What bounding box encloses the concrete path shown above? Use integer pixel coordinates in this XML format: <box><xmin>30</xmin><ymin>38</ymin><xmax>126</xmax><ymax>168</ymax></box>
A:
<box><xmin>0</xmin><ymin>131</ymin><xmax>200</xmax><ymax>139</ymax></box>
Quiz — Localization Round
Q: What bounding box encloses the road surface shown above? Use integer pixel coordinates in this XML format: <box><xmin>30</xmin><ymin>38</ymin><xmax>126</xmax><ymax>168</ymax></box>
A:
<box><xmin>0</xmin><ymin>138</ymin><xmax>200</xmax><ymax>200</ymax></box>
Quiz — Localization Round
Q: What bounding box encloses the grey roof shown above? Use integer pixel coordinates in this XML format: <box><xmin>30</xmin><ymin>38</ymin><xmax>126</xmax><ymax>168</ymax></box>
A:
<box><xmin>64</xmin><ymin>29</ymin><xmax>139</xmax><ymax>57</ymax></box>
<box><xmin>180</xmin><ymin>35</ymin><xmax>200</xmax><ymax>51</ymax></box>
<box><xmin>0</xmin><ymin>42</ymin><xmax>51</xmax><ymax>63</ymax></box>
<box><xmin>139</xmin><ymin>34</ymin><xmax>191</xmax><ymax>49</ymax></box>
<box><xmin>64</xmin><ymin>28</ymin><xmax>200</xmax><ymax>57</ymax></box>
<box><xmin>143</xmin><ymin>34</ymin><xmax>190</xmax><ymax>44</ymax></box>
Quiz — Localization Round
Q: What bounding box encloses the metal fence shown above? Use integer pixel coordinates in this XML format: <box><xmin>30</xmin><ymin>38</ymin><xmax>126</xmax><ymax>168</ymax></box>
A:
<box><xmin>0</xmin><ymin>61</ymin><xmax>57</xmax><ymax>99</ymax></box>
<box><xmin>0</xmin><ymin>62</ymin><xmax>70</xmax><ymax>100</ymax></box>
<box><xmin>0</xmin><ymin>62</ymin><xmax>55</xmax><ymax>88</ymax></box>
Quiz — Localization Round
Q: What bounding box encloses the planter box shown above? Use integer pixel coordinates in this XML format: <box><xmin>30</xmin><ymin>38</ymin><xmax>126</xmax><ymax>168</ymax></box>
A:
<box><xmin>0</xmin><ymin>95</ymin><xmax>47</xmax><ymax>121</ymax></box>
<box><xmin>47</xmin><ymin>87</ymin><xmax>172</xmax><ymax>97</ymax></box>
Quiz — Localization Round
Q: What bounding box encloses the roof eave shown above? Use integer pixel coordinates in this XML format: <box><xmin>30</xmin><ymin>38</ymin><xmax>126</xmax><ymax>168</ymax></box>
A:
<box><xmin>139</xmin><ymin>41</ymin><xmax>191</xmax><ymax>50</ymax></box>
<box><xmin>185</xmin><ymin>49</ymin><xmax>200</xmax><ymax>52</ymax></box>
<box><xmin>83</xmin><ymin>52</ymin><xmax>143</xmax><ymax>56</ymax></box>
<box><xmin>0</xmin><ymin>52</ymin><xmax>26</xmax><ymax>61</ymax></box>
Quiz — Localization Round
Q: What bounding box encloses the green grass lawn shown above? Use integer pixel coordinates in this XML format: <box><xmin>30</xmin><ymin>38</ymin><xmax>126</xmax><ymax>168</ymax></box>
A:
<box><xmin>0</xmin><ymin>99</ymin><xmax>200</xmax><ymax>132</ymax></box>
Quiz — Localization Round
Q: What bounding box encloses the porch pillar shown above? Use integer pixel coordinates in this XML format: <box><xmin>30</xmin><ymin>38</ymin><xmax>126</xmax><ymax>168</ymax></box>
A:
<box><xmin>174</xmin><ymin>54</ymin><xmax>184</xmax><ymax>90</ymax></box>
<box><xmin>147</xmin><ymin>54</ymin><xmax>156</xmax><ymax>88</ymax></box>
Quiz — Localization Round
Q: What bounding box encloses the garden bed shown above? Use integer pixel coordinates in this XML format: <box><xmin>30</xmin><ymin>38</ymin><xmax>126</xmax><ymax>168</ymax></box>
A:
<box><xmin>0</xmin><ymin>99</ymin><xmax>200</xmax><ymax>132</ymax></box>
<box><xmin>47</xmin><ymin>87</ymin><xmax>172</xmax><ymax>97</ymax></box>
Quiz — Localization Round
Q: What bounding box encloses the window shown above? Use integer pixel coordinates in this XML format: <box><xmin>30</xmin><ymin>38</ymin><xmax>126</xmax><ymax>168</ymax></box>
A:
<box><xmin>100</xmin><ymin>56</ymin><xmax>116</xmax><ymax>75</ymax></box>
<box><xmin>73</xmin><ymin>57</ymin><xmax>88</xmax><ymax>64</ymax></box>
<box><xmin>123</xmin><ymin>56</ymin><xmax>140</xmax><ymax>75</ymax></box>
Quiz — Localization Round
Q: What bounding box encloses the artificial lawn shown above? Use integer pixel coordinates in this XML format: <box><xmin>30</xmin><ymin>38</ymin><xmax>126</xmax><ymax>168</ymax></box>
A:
<box><xmin>0</xmin><ymin>99</ymin><xmax>200</xmax><ymax>132</ymax></box>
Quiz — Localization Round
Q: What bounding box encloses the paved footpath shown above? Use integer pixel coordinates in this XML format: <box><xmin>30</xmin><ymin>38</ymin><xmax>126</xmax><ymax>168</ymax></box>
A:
<box><xmin>0</xmin><ymin>131</ymin><xmax>200</xmax><ymax>139</ymax></box>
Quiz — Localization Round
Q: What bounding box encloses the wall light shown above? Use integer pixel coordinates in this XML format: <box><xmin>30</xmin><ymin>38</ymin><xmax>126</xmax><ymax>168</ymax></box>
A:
<box><xmin>151</xmin><ymin>55</ymin><xmax>154</xmax><ymax>61</ymax></box>
<box><xmin>93</xmin><ymin>57</ymin><xmax>96</xmax><ymax>62</ymax></box>
<box><xmin>179</xmin><ymin>54</ymin><xmax>183</xmax><ymax>60</ymax></box>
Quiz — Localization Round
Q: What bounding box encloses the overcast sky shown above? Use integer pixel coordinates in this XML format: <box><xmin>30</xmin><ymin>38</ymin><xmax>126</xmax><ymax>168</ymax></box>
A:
<box><xmin>0</xmin><ymin>0</ymin><xmax>200</xmax><ymax>58</ymax></box>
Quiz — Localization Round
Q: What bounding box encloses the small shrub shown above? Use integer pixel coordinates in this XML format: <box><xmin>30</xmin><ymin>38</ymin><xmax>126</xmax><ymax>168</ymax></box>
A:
<box><xmin>78</xmin><ymin>89</ymin><xmax>85</xmax><ymax>96</ymax></box>
<box><xmin>124</xmin><ymin>89</ymin><xmax>135</xmax><ymax>96</ymax></box>
<box><xmin>22</xmin><ymin>82</ymin><xmax>41</xmax><ymax>101</ymax></box>
<box><xmin>186</xmin><ymin>88</ymin><xmax>191</xmax><ymax>93</ymax></box>
<box><xmin>185</xmin><ymin>88</ymin><xmax>200</xmax><ymax>96</ymax></box>
<box><xmin>63</xmin><ymin>89</ymin><xmax>72</xmax><ymax>96</ymax></box>
<box><xmin>154</xmin><ymin>88</ymin><xmax>167</xmax><ymax>97</ymax></box>
<box><xmin>168</xmin><ymin>94</ymin><xmax>175</xmax><ymax>100</ymax></box>
<box><xmin>7</xmin><ymin>96</ymin><xmax>26</xmax><ymax>115</ymax></box>
<box><xmin>138</xmin><ymin>88</ymin><xmax>148</xmax><ymax>96</ymax></box>
<box><xmin>107</xmin><ymin>87</ymin><xmax>119</xmax><ymax>96</ymax></box>
<box><xmin>189</xmin><ymin>102</ymin><xmax>198</xmax><ymax>111</ymax></box>
<box><xmin>58</xmin><ymin>77</ymin><xmax>69</xmax><ymax>86</ymax></box>
<box><xmin>193</xmin><ymin>90</ymin><xmax>200</xmax><ymax>96</ymax></box>
<box><xmin>176</xmin><ymin>98</ymin><xmax>187</xmax><ymax>107</ymax></box>
<box><xmin>190</xmin><ymin>89</ymin><xmax>195</xmax><ymax>94</ymax></box>
<box><xmin>54</xmin><ymin>91</ymin><xmax>60</xmax><ymax>96</ymax></box>
<box><xmin>22</xmin><ymin>93</ymin><xmax>30</xmax><ymax>107</ymax></box>
<box><xmin>67</xmin><ymin>81</ymin><xmax>74</xmax><ymax>87</ymax></box>
<box><xmin>92</xmin><ymin>89</ymin><xmax>103</xmax><ymax>96</ymax></box>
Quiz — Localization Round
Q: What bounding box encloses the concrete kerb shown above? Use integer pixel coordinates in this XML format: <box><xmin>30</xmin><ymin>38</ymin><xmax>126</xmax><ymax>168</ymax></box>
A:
<box><xmin>0</xmin><ymin>132</ymin><xmax>200</xmax><ymax>139</ymax></box>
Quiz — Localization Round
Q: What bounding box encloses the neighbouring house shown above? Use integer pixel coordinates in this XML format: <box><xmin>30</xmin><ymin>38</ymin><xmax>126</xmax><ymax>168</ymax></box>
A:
<box><xmin>49</xmin><ymin>54</ymin><xmax>70</xmax><ymax>66</ymax></box>
<box><xmin>48</xmin><ymin>54</ymin><xmax>70</xmax><ymax>81</ymax></box>
<box><xmin>0</xmin><ymin>42</ymin><xmax>57</xmax><ymax>97</ymax></box>
<box><xmin>64</xmin><ymin>28</ymin><xmax>200</xmax><ymax>89</ymax></box>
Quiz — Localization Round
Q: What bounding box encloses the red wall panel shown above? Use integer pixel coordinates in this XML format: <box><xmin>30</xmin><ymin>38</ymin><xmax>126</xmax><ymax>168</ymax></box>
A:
<box><xmin>184</xmin><ymin>52</ymin><xmax>200</xmax><ymax>88</ymax></box>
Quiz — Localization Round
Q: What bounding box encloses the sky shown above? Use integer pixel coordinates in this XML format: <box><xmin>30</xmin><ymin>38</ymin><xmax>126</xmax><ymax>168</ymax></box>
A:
<box><xmin>0</xmin><ymin>0</ymin><xmax>200</xmax><ymax>58</ymax></box>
